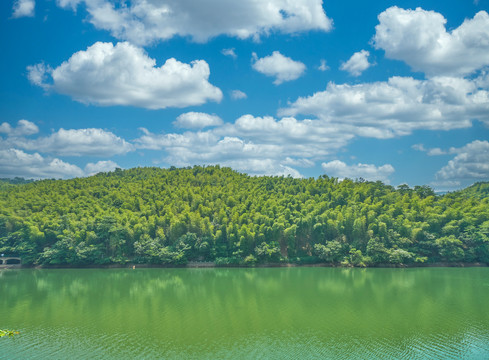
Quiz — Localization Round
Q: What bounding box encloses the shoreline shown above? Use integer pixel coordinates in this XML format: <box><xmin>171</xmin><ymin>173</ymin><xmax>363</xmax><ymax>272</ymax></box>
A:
<box><xmin>3</xmin><ymin>262</ymin><xmax>487</xmax><ymax>270</ymax></box>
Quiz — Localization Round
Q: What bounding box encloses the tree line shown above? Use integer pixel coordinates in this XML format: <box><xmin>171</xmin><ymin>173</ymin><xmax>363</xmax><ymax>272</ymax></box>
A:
<box><xmin>0</xmin><ymin>166</ymin><xmax>488</xmax><ymax>267</ymax></box>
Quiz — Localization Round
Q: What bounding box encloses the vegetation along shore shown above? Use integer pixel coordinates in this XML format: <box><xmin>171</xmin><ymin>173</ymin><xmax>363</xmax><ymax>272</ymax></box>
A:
<box><xmin>1</xmin><ymin>166</ymin><xmax>488</xmax><ymax>267</ymax></box>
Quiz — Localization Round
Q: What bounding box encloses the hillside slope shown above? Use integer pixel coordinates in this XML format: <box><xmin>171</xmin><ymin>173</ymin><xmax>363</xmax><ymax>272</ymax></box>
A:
<box><xmin>0</xmin><ymin>166</ymin><xmax>488</xmax><ymax>266</ymax></box>
<box><xmin>459</xmin><ymin>182</ymin><xmax>489</xmax><ymax>199</ymax></box>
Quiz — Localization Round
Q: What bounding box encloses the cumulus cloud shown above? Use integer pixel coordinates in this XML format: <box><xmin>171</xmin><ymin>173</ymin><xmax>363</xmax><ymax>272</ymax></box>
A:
<box><xmin>411</xmin><ymin>144</ymin><xmax>426</xmax><ymax>152</ymax></box>
<box><xmin>2</xmin><ymin>127</ymin><xmax>134</xmax><ymax>157</ymax></box>
<box><xmin>27</xmin><ymin>41</ymin><xmax>222</xmax><ymax>109</ymax></box>
<box><xmin>373</xmin><ymin>7</ymin><xmax>489</xmax><ymax>76</ymax></box>
<box><xmin>340</xmin><ymin>50</ymin><xmax>371</xmax><ymax>76</ymax></box>
<box><xmin>173</xmin><ymin>112</ymin><xmax>223</xmax><ymax>129</ymax></box>
<box><xmin>0</xmin><ymin>148</ymin><xmax>84</xmax><ymax>179</ymax></box>
<box><xmin>230</xmin><ymin>90</ymin><xmax>247</xmax><ymax>100</ymax></box>
<box><xmin>318</xmin><ymin>59</ymin><xmax>329</xmax><ymax>71</ymax></box>
<box><xmin>134</xmin><ymin>114</ymin><xmax>355</xmax><ymax>177</ymax></box>
<box><xmin>85</xmin><ymin>160</ymin><xmax>120</xmax><ymax>175</ymax></box>
<box><xmin>229</xmin><ymin>115</ymin><xmax>353</xmax><ymax>151</ymax></box>
<box><xmin>412</xmin><ymin>144</ymin><xmax>448</xmax><ymax>156</ymax></box>
<box><xmin>427</xmin><ymin>148</ymin><xmax>448</xmax><ymax>156</ymax></box>
<box><xmin>436</xmin><ymin>140</ymin><xmax>489</xmax><ymax>183</ymax></box>
<box><xmin>0</xmin><ymin>148</ymin><xmax>123</xmax><ymax>179</ymax></box>
<box><xmin>56</xmin><ymin>0</ymin><xmax>332</xmax><ymax>45</ymax></box>
<box><xmin>282</xmin><ymin>157</ymin><xmax>315</xmax><ymax>167</ymax></box>
<box><xmin>222</xmin><ymin>48</ymin><xmax>237</xmax><ymax>59</ymax></box>
<box><xmin>0</xmin><ymin>120</ymin><xmax>39</xmax><ymax>137</ymax></box>
<box><xmin>56</xmin><ymin>0</ymin><xmax>81</xmax><ymax>9</ymax></box>
<box><xmin>252</xmin><ymin>51</ymin><xmax>306</xmax><ymax>85</ymax></box>
<box><xmin>0</xmin><ymin>122</ymin><xmax>128</xmax><ymax>178</ymax></box>
<box><xmin>321</xmin><ymin>160</ymin><xmax>395</xmax><ymax>183</ymax></box>
<box><xmin>280</xmin><ymin>76</ymin><xmax>489</xmax><ymax>138</ymax></box>
<box><xmin>215</xmin><ymin>159</ymin><xmax>302</xmax><ymax>178</ymax></box>
<box><xmin>136</xmin><ymin>114</ymin><xmax>350</xmax><ymax>157</ymax></box>
<box><xmin>26</xmin><ymin>63</ymin><xmax>51</xmax><ymax>90</ymax></box>
<box><xmin>136</xmin><ymin>131</ymin><xmax>294</xmax><ymax>176</ymax></box>
<box><xmin>12</xmin><ymin>0</ymin><xmax>35</xmax><ymax>18</ymax></box>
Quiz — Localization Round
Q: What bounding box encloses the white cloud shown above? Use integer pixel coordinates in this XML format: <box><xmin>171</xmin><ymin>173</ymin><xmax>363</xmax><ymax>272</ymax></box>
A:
<box><xmin>373</xmin><ymin>7</ymin><xmax>489</xmax><ymax>76</ymax></box>
<box><xmin>85</xmin><ymin>160</ymin><xmax>120</xmax><ymax>175</ymax></box>
<box><xmin>280</xmin><ymin>76</ymin><xmax>489</xmax><ymax>138</ymax></box>
<box><xmin>134</xmin><ymin>114</ymin><xmax>355</xmax><ymax>177</ymax></box>
<box><xmin>222</xmin><ymin>48</ymin><xmax>237</xmax><ymax>59</ymax></box>
<box><xmin>321</xmin><ymin>160</ymin><xmax>395</xmax><ymax>183</ymax></box>
<box><xmin>0</xmin><ymin>124</ymin><xmax>10</xmax><ymax>134</ymax></box>
<box><xmin>0</xmin><ymin>148</ymin><xmax>84</xmax><ymax>179</ymax></box>
<box><xmin>12</xmin><ymin>0</ymin><xmax>35</xmax><ymax>18</ymax></box>
<box><xmin>0</xmin><ymin>148</ymin><xmax>123</xmax><ymax>179</ymax></box>
<box><xmin>229</xmin><ymin>115</ymin><xmax>352</xmax><ymax>151</ymax></box>
<box><xmin>276</xmin><ymin>165</ymin><xmax>303</xmax><ymax>178</ymax></box>
<box><xmin>318</xmin><ymin>59</ymin><xmax>329</xmax><ymax>71</ymax></box>
<box><xmin>230</xmin><ymin>90</ymin><xmax>247</xmax><ymax>100</ymax></box>
<box><xmin>56</xmin><ymin>0</ymin><xmax>81</xmax><ymax>10</ymax></box>
<box><xmin>26</xmin><ymin>63</ymin><xmax>51</xmax><ymax>90</ymax></box>
<box><xmin>136</xmin><ymin>130</ymin><xmax>298</xmax><ymax>176</ymax></box>
<box><xmin>216</xmin><ymin>159</ymin><xmax>302</xmax><ymax>178</ymax></box>
<box><xmin>412</xmin><ymin>143</ymin><xmax>426</xmax><ymax>152</ymax></box>
<box><xmin>340</xmin><ymin>50</ymin><xmax>371</xmax><ymax>76</ymax></box>
<box><xmin>436</xmin><ymin>140</ymin><xmax>489</xmax><ymax>182</ymax></box>
<box><xmin>173</xmin><ymin>112</ymin><xmax>223</xmax><ymax>129</ymax></box>
<box><xmin>282</xmin><ymin>157</ymin><xmax>315</xmax><ymax>167</ymax></box>
<box><xmin>252</xmin><ymin>51</ymin><xmax>306</xmax><ymax>85</ymax></box>
<box><xmin>3</xmin><ymin>128</ymin><xmax>134</xmax><ymax>157</ymax></box>
<box><xmin>0</xmin><ymin>120</ymin><xmax>39</xmax><ymax>137</ymax></box>
<box><xmin>427</xmin><ymin>148</ymin><xmax>447</xmax><ymax>156</ymax></box>
<box><xmin>28</xmin><ymin>41</ymin><xmax>222</xmax><ymax>109</ymax></box>
<box><xmin>56</xmin><ymin>0</ymin><xmax>332</xmax><ymax>45</ymax></box>
<box><xmin>412</xmin><ymin>143</ymin><xmax>448</xmax><ymax>156</ymax></box>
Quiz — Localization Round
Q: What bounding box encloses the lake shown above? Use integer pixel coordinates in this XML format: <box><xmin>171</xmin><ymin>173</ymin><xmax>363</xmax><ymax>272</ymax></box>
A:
<box><xmin>1</xmin><ymin>267</ymin><xmax>488</xmax><ymax>359</ymax></box>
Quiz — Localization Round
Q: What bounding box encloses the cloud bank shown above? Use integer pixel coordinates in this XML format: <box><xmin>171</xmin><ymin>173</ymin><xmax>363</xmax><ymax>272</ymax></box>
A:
<box><xmin>2</xmin><ymin>127</ymin><xmax>134</xmax><ymax>157</ymax></box>
<box><xmin>280</xmin><ymin>75</ymin><xmax>489</xmax><ymax>138</ymax></box>
<box><xmin>322</xmin><ymin>160</ymin><xmax>395</xmax><ymax>183</ymax></box>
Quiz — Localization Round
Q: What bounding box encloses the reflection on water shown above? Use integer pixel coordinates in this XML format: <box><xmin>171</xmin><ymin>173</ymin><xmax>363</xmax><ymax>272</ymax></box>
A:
<box><xmin>1</xmin><ymin>267</ymin><xmax>488</xmax><ymax>359</ymax></box>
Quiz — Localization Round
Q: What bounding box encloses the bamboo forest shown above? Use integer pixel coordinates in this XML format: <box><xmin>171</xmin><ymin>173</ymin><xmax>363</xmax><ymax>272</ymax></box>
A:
<box><xmin>1</xmin><ymin>166</ymin><xmax>488</xmax><ymax>267</ymax></box>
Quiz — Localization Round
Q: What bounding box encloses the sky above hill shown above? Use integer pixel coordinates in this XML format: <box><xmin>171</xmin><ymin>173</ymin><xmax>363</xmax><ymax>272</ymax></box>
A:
<box><xmin>1</xmin><ymin>0</ymin><xmax>489</xmax><ymax>191</ymax></box>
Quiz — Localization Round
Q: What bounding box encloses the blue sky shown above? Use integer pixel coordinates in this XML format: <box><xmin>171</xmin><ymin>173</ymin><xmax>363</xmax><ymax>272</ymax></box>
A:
<box><xmin>1</xmin><ymin>0</ymin><xmax>489</xmax><ymax>191</ymax></box>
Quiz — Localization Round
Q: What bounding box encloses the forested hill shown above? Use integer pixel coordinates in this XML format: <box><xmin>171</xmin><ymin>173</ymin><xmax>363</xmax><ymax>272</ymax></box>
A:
<box><xmin>459</xmin><ymin>182</ymin><xmax>489</xmax><ymax>199</ymax></box>
<box><xmin>0</xmin><ymin>166</ymin><xmax>488</xmax><ymax>267</ymax></box>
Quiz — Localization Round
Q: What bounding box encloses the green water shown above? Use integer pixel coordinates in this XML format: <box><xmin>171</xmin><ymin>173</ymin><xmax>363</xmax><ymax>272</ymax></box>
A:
<box><xmin>1</xmin><ymin>267</ymin><xmax>488</xmax><ymax>359</ymax></box>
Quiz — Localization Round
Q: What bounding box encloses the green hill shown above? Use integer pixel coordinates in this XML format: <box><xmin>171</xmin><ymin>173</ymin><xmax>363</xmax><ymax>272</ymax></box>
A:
<box><xmin>0</xmin><ymin>166</ymin><xmax>488</xmax><ymax>266</ymax></box>
<box><xmin>460</xmin><ymin>182</ymin><xmax>489</xmax><ymax>199</ymax></box>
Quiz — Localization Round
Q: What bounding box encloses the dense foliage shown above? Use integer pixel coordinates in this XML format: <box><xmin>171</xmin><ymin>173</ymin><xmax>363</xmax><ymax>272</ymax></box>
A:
<box><xmin>459</xmin><ymin>182</ymin><xmax>489</xmax><ymax>199</ymax></box>
<box><xmin>0</xmin><ymin>177</ymin><xmax>34</xmax><ymax>185</ymax></box>
<box><xmin>0</xmin><ymin>166</ymin><xmax>488</xmax><ymax>267</ymax></box>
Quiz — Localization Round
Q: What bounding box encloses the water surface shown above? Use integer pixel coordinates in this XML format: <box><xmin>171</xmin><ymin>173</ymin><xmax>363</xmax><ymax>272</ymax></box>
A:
<box><xmin>1</xmin><ymin>267</ymin><xmax>488</xmax><ymax>359</ymax></box>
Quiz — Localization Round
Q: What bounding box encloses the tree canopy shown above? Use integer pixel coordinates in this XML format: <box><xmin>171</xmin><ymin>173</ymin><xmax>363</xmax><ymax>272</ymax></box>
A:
<box><xmin>0</xmin><ymin>166</ymin><xmax>488</xmax><ymax>267</ymax></box>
